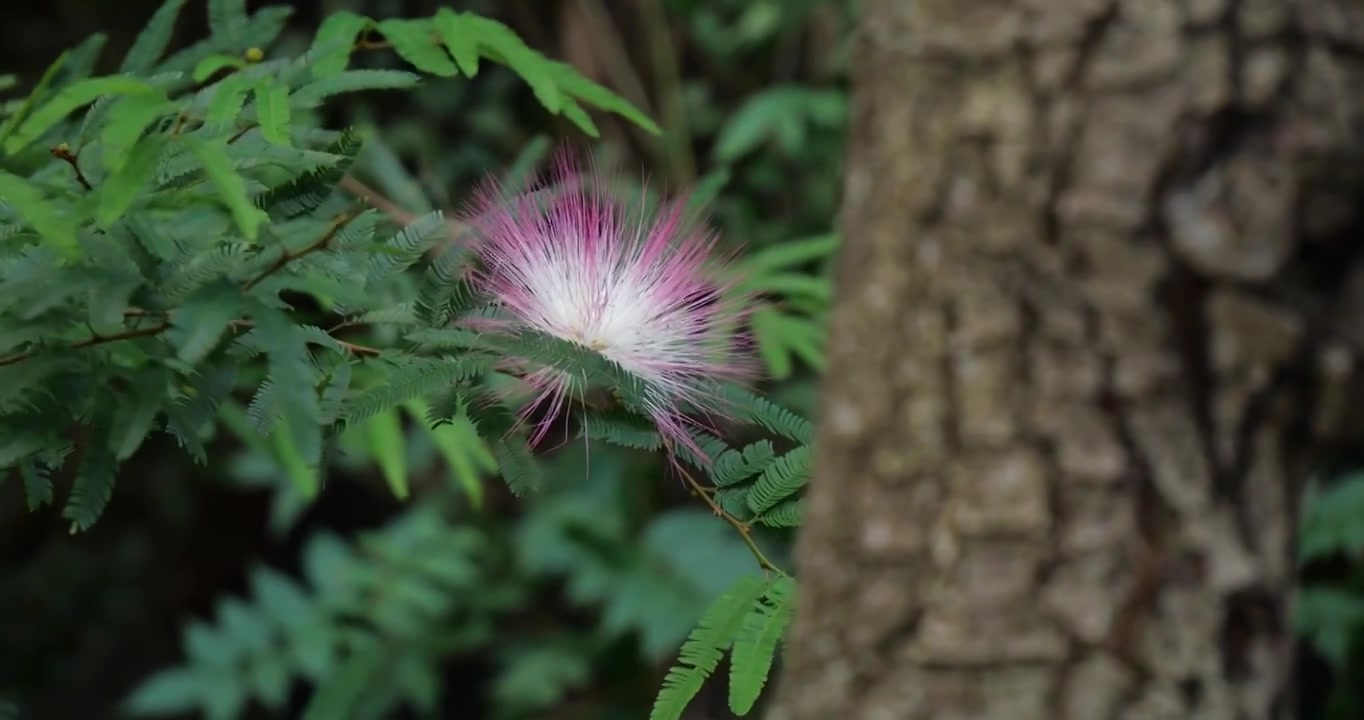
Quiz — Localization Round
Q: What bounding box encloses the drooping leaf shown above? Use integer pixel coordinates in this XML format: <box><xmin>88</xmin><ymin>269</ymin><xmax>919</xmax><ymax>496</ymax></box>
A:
<box><xmin>307</xmin><ymin>11</ymin><xmax>370</xmax><ymax>78</ymax></box>
<box><xmin>550</xmin><ymin>60</ymin><xmax>659</xmax><ymax>135</ymax></box>
<box><xmin>21</xmin><ymin>460</ymin><xmax>55</xmax><ymax>511</ymax></box>
<box><xmin>360</xmin><ymin>409</ymin><xmax>409</xmax><ymax>500</ymax></box>
<box><xmin>432</xmin><ymin>9</ymin><xmax>480</xmax><ymax>76</ymax></box>
<box><xmin>0</xmin><ymin>49</ymin><xmax>69</xmax><ymax>151</ymax></box>
<box><xmin>63</xmin><ymin>447</ymin><xmax>119</xmax><ymax>533</ymax></box>
<box><xmin>728</xmin><ymin>576</ymin><xmax>794</xmax><ymax>714</ymax></box>
<box><xmin>465</xmin><ymin>16</ymin><xmax>560</xmax><ymax>112</ymax></box>
<box><xmin>97</xmin><ymin>133</ymin><xmax>168</xmax><ymax>227</ymax></box>
<box><xmin>193</xmin><ymin>54</ymin><xmax>245</xmax><ymax>83</ymax></box>
<box><xmin>375</xmin><ymin>18</ymin><xmax>458</xmax><ymax>77</ymax></box>
<box><xmin>111</xmin><ymin>369</ymin><xmax>171</xmax><ymax>461</ymax></box>
<box><xmin>4</xmin><ymin>75</ymin><xmax>156</xmax><ymax>154</ymax></box>
<box><xmin>651</xmin><ymin>575</ymin><xmax>769</xmax><ymax>720</ymax></box>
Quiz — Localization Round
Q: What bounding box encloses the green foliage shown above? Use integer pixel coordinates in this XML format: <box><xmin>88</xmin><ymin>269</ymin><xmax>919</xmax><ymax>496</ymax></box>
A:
<box><xmin>323</xmin><ymin>9</ymin><xmax>661</xmax><ymax>139</ymax></box>
<box><xmin>1297</xmin><ymin>472</ymin><xmax>1364</xmax><ymax>717</ymax></box>
<box><xmin>734</xmin><ymin>233</ymin><xmax>837</xmax><ymax>379</ymax></box>
<box><xmin>713</xmin><ymin>87</ymin><xmax>846</xmax><ymax>164</ymax></box>
<box><xmin>125</xmin><ymin>507</ymin><xmax>502</xmax><ymax>719</ymax></box>
<box><xmin>1301</xmin><ymin>472</ymin><xmax>1364</xmax><ymax>564</ymax></box>
<box><xmin>1</xmin><ymin>2</ymin><xmax>830</xmax><ymax>718</ymax></box>
<box><xmin>651</xmin><ymin>573</ymin><xmax>794</xmax><ymax>719</ymax></box>
<box><xmin>0</xmin><ymin>0</ymin><xmax>659</xmax><ymax>532</ymax></box>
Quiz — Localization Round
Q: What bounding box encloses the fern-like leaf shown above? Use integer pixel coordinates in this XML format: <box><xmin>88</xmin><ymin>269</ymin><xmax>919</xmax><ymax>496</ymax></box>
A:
<box><xmin>728</xmin><ymin>576</ymin><xmax>795</xmax><ymax>714</ymax></box>
<box><xmin>364</xmin><ymin>210</ymin><xmax>447</xmax><ymax>288</ymax></box>
<box><xmin>753</xmin><ymin>498</ymin><xmax>803</xmax><ymax>529</ymax></box>
<box><xmin>713</xmin><ymin>384</ymin><xmax>814</xmax><ymax>443</ymax></box>
<box><xmin>343</xmin><ymin>355</ymin><xmax>493</xmax><ymax>425</ymax></box>
<box><xmin>20</xmin><ymin>459</ymin><xmax>55</xmax><ymax>511</ymax></box>
<box><xmin>651</xmin><ymin>574</ymin><xmax>770</xmax><ymax>720</ymax></box>
<box><xmin>63</xmin><ymin>447</ymin><xmax>118</xmax><ymax>533</ymax></box>
<box><xmin>712</xmin><ymin>440</ymin><xmax>777</xmax><ymax>487</ymax></box>
<box><xmin>577</xmin><ymin>409</ymin><xmax>663</xmax><ymax>452</ymax></box>
<box><xmin>746</xmin><ymin>444</ymin><xmax>811</xmax><ymax>515</ymax></box>
<box><xmin>120</xmin><ymin>0</ymin><xmax>189</xmax><ymax>74</ymax></box>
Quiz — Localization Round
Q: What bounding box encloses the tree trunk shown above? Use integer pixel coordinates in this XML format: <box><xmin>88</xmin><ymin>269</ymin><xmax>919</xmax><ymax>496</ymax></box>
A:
<box><xmin>767</xmin><ymin>1</ymin><xmax>1364</xmax><ymax>718</ymax></box>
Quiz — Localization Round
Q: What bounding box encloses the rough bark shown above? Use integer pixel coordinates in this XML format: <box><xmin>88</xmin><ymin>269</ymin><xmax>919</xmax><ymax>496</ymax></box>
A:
<box><xmin>767</xmin><ymin>1</ymin><xmax>1364</xmax><ymax>718</ymax></box>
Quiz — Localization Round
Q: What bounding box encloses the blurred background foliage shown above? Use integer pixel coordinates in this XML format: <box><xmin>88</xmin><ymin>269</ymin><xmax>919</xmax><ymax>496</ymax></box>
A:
<box><xmin>0</xmin><ymin>0</ymin><xmax>851</xmax><ymax>717</ymax></box>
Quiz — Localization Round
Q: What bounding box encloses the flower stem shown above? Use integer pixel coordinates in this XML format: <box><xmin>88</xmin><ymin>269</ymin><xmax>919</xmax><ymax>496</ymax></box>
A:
<box><xmin>669</xmin><ymin>450</ymin><xmax>786</xmax><ymax>577</ymax></box>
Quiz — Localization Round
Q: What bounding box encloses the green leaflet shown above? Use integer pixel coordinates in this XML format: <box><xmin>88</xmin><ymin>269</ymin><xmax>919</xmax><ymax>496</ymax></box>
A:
<box><xmin>1299</xmin><ymin>473</ymin><xmax>1364</xmax><ymax>563</ymax></box>
<box><xmin>549</xmin><ymin>60</ymin><xmax>660</xmax><ymax>135</ymax></box>
<box><xmin>169</xmin><ymin>281</ymin><xmax>243</xmax><ymax>364</ymax></box>
<box><xmin>307</xmin><ymin>11</ymin><xmax>370</xmax><ymax>78</ymax></box>
<box><xmin>343</xmin><ymin>355</ymin><xmax>494</xmax><ymax>425</ymax></box>
<box><xmin>375</xmin><ymin>18</ymin><xmax>459</xmax><ymax>77</ymax></box>
<box><xmin>0</xmin><ymin>49</ymin><xmax>69</xmax><ymax>151</ymax></box>
<box><xmin>406</xmin><ymin>397</ymin><xmax>490</xmax><ymax>508</ymax></box>
<box><xmin>100</xmin><ymin>91</ymin><xmax>176</xmax><ymax>174</ymax></box>
<box><xmin>650</xmin><ymin>575</ymin><xmax>770</xmax><ymax>720</ymax></box>
<box><xmin>193</xmin><ymin>53</ymin><xmax>246</xmax><ymax>83</ymax></box>
<box><xmin>110</xmin><ymin>368</ymin><xmax>171</xmax><ymax>461</ymax></box>
<box><xmin>20</xmin><ymin>460</ymin><xmax>54</xmax><ymax>511</ymax></box>
<box><xmin>300</xmin><ymin>643</ymin><xmax>387</xmax><ymax>720</ymax></box>
<box><xmin>207</xmin><ymin>0</ymin><xmax>249</xmax><ymax>47</ymax></box>
<box><xmin>97</xmin><ymin>133</ymin><xmax>168</xmax><ymax>228</ymax></box>
<box><xmin>205</xmin><ymin>72</ymin><xmax>254</xmax><ymax>126</ymax></box>
<box><xmin>737</xmin><ymin>232</ymin><xmax>839</xmax><ymax>278</ymax></box>
<box><xmin>364</xmin><ymin>209</ymin><xmax>446</xmax><ymax>286</ymax></box>
<box><xmin>751</xmin><ymin>306</ymin><xmax>825</xmax><ymax>379</ymax></box>
<box><xmin>63</xmin><ymin>446</ymin><xmax>118</xmax><ymax>533</ymax></box>
<box><xmin>432</xmin><ymin>8</ymin><xmax>481</xmax><ymax>76</ymax></box>
<box><xmin>119</xmin><ymin>0</ymin><xmax>190</xmax><ymax>74</ymax></box>
<box><xmin>253</xmin><ymin>76</ymin><xmax>291</xmax><ymax>146</ymax></box>
<box><xmin>254</xmin><ymin>127</ymin><xmax>364</xmax><ymax>221</ymax></box>
<box><xmin>185</xmin><ymin>136</ymin><xmax>266</xmax><ymax>240</ymax></box>
<box><xmin>358</xmin><ymin>408</ymin><xmax>409</xmax><ymax>500</ymax></box>
<box><xmin>728</xmin><ymin>576</ymin><xmax>795</xmax><ymax>714</ymax></box>
<box><xmin>753</xmin><ymin>497</ymin><xmax>802</xmax><ymax>529</ymax></box>
<box><xmin>462</xmin><ymin>15</ymin><xmax>560</xmax><ymax>112</ymax></box>
<box><xmin>0</xmin><ymin>170</ymin><xmax>78</xmax><ymax>257</ymax></box>
<box><xmin>4</xmin><ymin>75</ymin><xmax>157</xmax><ymax>155</ymax></box>
<box><xmin>0</xmin><ymin>431</ymin><xmax>50</xmax><ymax>472</ymax></box>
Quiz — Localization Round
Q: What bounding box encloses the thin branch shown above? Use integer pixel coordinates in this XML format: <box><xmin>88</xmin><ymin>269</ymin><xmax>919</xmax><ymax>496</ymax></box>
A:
<box><xmin>336</xmin><ymin>339</ymin><xmax>383</xmax><ymax>356</ymax></box>
<box><xmin>354</xmin><ymin>37</ymin><xmax>393</xmax><ymax>51</ymax></box>
<box><xmin>227</xmin><ymin>318</ymin><xmax>382</xmax><ymax>357</ymax></box>
<box><xmin>340</xmin><ymin>176</ymin><xmax>418</xmax><ymax>226</ymax></box>
<box><xmin>51</xmin><ymin>144</ymin><xmax>93</xmax><ymax>191</ymax></box>
<box><xmin>668</xmin><ymin>446</ymin><xmax>786</xmax><ymax>577</ymax></box>
<box><xmin>339</xmin><ymin>175</ymin><xmax>469</xmax><ymax>249</ymax></box>
<box><xmin>226</xmin><ymin>123</ymin><xmax>256</xmax><ymax>144</ymax></box>
<box><xmin>242</xmin><ymin>209</ymin><xmax>360</xmax><ymax>291</ymax></box>
<box><xmin>0</xmin><ymin>312</ymin><xmax>384</xmax><ymax>369</ymax></box>
<box><xmin>0</xmin><ymin>322</ymin><xmax>169</xmax><ymax>367</ymax></box>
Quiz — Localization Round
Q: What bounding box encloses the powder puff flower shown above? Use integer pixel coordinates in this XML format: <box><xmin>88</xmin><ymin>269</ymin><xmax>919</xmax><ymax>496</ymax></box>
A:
<box><xmin>458</xmin><ymin>152</ymin><xmax>754</xmax><ymax>457</ymax></box>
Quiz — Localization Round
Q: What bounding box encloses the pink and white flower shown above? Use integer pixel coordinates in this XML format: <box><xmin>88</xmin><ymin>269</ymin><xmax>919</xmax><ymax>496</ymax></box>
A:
<box><xmin>458</xmin><ymin>152</ymin><xmax>754</xmax><ymax>456</ymax></box>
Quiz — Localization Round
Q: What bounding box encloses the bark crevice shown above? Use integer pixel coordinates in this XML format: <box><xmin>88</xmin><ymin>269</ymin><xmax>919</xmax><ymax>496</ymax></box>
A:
<box><xmin>768</xmin><ymin>1</ymin><xmax>1364</xmax><ymax>718</ymax></box>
